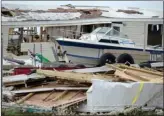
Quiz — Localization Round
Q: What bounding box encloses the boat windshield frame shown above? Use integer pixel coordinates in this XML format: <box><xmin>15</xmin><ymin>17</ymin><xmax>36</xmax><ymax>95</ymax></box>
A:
<box><xmin>91</xmin><ymin>27</ymin><xmax>128</xmax><ymax>39</ymax></box>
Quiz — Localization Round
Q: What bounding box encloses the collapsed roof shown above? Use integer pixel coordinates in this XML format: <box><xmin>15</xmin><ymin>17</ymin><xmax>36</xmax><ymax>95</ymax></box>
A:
<box><xmin>2</xmin><ymin>4</ymin><xmax>163</xmax><ymax>22</ymax></box>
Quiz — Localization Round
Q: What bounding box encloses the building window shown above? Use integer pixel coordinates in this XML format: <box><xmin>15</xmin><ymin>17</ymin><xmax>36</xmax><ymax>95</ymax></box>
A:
<box><xmin>111</xmin><ymin>23</ymin><xmax>123</xmax><ymax>32</ymax></box>
<box><xmin>113</xmin><ymin>26</ymin><xmax>120</xmax><ymax>32</ymax></box>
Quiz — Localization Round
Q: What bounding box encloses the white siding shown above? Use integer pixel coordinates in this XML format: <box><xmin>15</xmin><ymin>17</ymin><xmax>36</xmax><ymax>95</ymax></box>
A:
<box><xmin>2</xmin><ymin>26</ymin><xmax>9</xmax><ymax>56</ymax></box>
<box><xmin>122</xmin><ymin>22</ymin><xmax>145</xmax><ymax>47</ymax></box>
<box><xmin>46</xmin><ymin>26</ymin><xmax>77</xmax><ymax>39</ymax></box>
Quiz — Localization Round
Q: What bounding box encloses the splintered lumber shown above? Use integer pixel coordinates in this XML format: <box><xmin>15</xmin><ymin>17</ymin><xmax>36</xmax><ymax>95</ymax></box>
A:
<box><xmin>123</xmin><ymin>70</ymin><xmax>150</xmax><ymax>81</ymax></box>
<box><xmin>119</xmin><ymin>64</ymin><xmax>163</xmax><ymax>76</ymax></box>
<box><xmin>107</xmin><ymin>64</ymin><xmax>163</xmax><ymax>82</ymax></box>
<box><xmin>16</xmin><ymin>93</ymin><xmax>34</xmax><ymax>104</ymax></box>
<box><xmin>36</xmin><ymin>69</ymin><xmax>114</xmax><ymax>83</ymax></box>
<box><xmin>114</xmin><ymin>70</ymin><xmax>141</xmax><ymax>82</ymax></box>
<box><xmin>11</xmin><ymin>87</ymin><xmax>89</xmax><ymax>94</ymax></box>
<box><xmin>106</xmin><ymin>64</ymin><xmax>122</xmax><ymax>71</ymax></box>
<box><xmin>51</xmin><ymin>90</ymin><xmax>68</xmax><ymax>102</ymax></box>
<box><xmin>115</xmin><ymin>70</ymin><xmax>163</xmax><ymax>83</ymax></box>
<box><xmin>125</xmin><ymin>68</ymin><xmax>162</xmax><ymax>79</ymax></box>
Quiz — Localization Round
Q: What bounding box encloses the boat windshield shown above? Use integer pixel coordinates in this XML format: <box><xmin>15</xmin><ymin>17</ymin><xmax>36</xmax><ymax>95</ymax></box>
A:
<box><xmin>106</xmin><ymin>29</ymin><xmax>128</xmax><ymax>38</ymax></box>
<box><xmin>91</xmin><ymin>27</ymin><xmax>111</xmax><ymax>34</ymax></box>
<box><xmin>91</xmin><ymin>27</ymin><xmax>128</xmax><ymax>39</ymax></box>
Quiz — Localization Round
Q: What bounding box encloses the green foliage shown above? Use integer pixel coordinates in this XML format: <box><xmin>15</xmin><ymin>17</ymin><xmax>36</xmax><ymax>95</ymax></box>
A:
<box><xmin>2</xmin><ymin>108</ymin><xmax>52</xmax><ymax>116</ymax></box>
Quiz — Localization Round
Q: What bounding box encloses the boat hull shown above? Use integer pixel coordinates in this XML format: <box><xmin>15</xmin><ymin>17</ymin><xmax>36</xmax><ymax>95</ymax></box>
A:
<box><xmin>56</xmin><ymin>39</ymin><xmax>163</xmax><ymax>65</ymax></box>
<box><xmin>62</xmin><ymin>46</ymin><xmax>100</xmax><ymax>65</ymax></box>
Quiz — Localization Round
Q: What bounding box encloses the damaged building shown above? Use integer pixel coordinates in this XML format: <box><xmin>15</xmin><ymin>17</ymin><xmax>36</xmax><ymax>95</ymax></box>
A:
<box><xmin>2</xmin><ymin>4</ymin><xmax>163</xmax><ymax>57</ymax></box>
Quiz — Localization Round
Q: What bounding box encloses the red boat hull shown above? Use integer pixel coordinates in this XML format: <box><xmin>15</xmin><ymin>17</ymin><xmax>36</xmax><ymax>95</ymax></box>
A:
<box><xmin>13</xmin><ymin>67</ymin><xmax>82</xmax><ymax>75</ymax></box>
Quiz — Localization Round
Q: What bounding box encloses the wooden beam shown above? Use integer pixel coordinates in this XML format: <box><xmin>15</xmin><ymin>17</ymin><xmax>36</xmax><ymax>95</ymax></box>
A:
<box><xmin>68</xmin><ymin>91</ymin><xmax>82</xmax><ymax>100</ymax></box>
<box><xmin>36</xmin><ymin>69</ymin><xmax>114</xmax><ymax>83</ymax></box>
<box><xmin>53</xmin><ymin>96</ymin><xmax>86</xmax><ymax>108</ymax></box>
<box><xmin>42</xmin><ymin>89</ymin><xmax>55</xmax><ymax>101</ymax></box>
<box><xmin>16</xmin><ymin>93</ymin><xmax>34</xmax><ymax>104</ymax></box>
<box><xmin>51</xmin><ymin>90</ymin><xmax>68</xmax><ymax>102</ymax></box>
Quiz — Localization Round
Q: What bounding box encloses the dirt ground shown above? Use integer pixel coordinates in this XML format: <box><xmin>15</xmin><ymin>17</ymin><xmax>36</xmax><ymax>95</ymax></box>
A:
<box><xmin>2</xmin><ymin>107</ymin><xmax>164</xmax><ymax>116</ymax></box>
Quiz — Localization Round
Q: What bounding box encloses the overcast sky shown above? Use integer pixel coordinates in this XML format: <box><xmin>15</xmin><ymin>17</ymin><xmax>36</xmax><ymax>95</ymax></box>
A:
<box><xmin>2</xmin><ymin>1</ymin><xmax>163</xmax><ymax>11</ymax></box>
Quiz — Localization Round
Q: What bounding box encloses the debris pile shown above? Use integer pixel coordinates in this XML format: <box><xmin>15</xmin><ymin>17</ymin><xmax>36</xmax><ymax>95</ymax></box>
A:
<box><xmin>117</xmin><ymin>9</ymin><xmax>143</xmax><ymax>14</ymax></box>
<box><xmin>2</xmin><ymin>64</ymin><xmax>163</xmax><ymax>114</ymax></box>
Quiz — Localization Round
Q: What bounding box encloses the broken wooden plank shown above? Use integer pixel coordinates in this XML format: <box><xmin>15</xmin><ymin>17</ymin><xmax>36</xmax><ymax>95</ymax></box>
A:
<box><xmin>119</xmin><ymin>64</ymin><xmax>163</xmax><ymax>76</ymax></box>
<box><xmin>36</xmin><ymin>69</ymin><xmax>114</xmax><ymax>83</ymax></box>
<box><xmin>123</xmin><ymin>70</ymin><xmax>150</xmax><ymax>81</ymax></box>
<box><xmin>16</xmin><ymin>93</ymin><xmax>34</xmax><ymax>104</ymax></box>
<box><xmin>125</xmin><ymin>68</ymin><xmax>162</xmax><ymax>79</ymax></box>
<box><xmin>11</xmin><ymin>87</ymin><xmax>89</xmax><ymax>94</ymax></box>
<box><xmin>51</xmin><ymin>90</ymin><xmax>68</xmax><ymax>102</ymax></box>
<box><xmin>65</xmin><ymin>66</ymin><xmax>114</xmax><ymax>73</ymax></box>
<box><xmin>114</xmin><ymin>70</ymin><xmax>141</xmax><ymax>82</ymax></box>
<box><xmin>115</xmin><ymin>70</ymin><xmax>163</xmax><ymax>83</ymax></box>
<box><xmin>106</xmin><ymin>64</ymin><xmax>123</xmax><ymax>71</ymax></box>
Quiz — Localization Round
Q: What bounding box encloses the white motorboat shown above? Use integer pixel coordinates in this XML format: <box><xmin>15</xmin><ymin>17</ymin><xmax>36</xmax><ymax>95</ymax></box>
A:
<box><xmin>56</xmin><ymin>27</ymin><xmax>163</xmax><ymax>66</ymax></box>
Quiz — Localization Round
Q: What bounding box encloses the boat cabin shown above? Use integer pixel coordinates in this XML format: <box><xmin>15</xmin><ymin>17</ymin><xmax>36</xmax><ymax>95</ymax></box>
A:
<box><xmin>80</xmin><ymin>27</ymin><xmax>135</xmax><ymax>46</ymax></box>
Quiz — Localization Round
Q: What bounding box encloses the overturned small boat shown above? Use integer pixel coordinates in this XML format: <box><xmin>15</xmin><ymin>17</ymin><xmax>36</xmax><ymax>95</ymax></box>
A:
<box><xmin>56</xmin><ymin>27</ymin><xmax>163</xmax><ymax>66</ymax></box>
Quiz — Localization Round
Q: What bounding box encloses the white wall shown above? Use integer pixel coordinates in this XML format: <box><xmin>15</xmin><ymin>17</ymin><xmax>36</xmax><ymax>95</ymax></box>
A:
<box><xmin>122</xmin><ymin>21</ymin><xmax>163</xmax><ymax>48</ymax></box>
<box><xmin>2</xmin><ymin>26</ymin><xmax>9</xmax><ymax>56</ymax></box>
<box><xmin>122</xmin><ymin>21</ymin><xmax>145</xmax><ymax>47</ymax></box>
<box><xmin>46</xmin><ymin>26</ymin><xmax>77</xmax><ymax>39</ymax></box>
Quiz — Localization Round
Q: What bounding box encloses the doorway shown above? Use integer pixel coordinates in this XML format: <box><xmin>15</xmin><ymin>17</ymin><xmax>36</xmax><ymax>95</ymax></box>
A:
<box><xmin>147</xmin><ymin>24</ymin><xmax>163</xmax><ymax>46</ymax></box>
